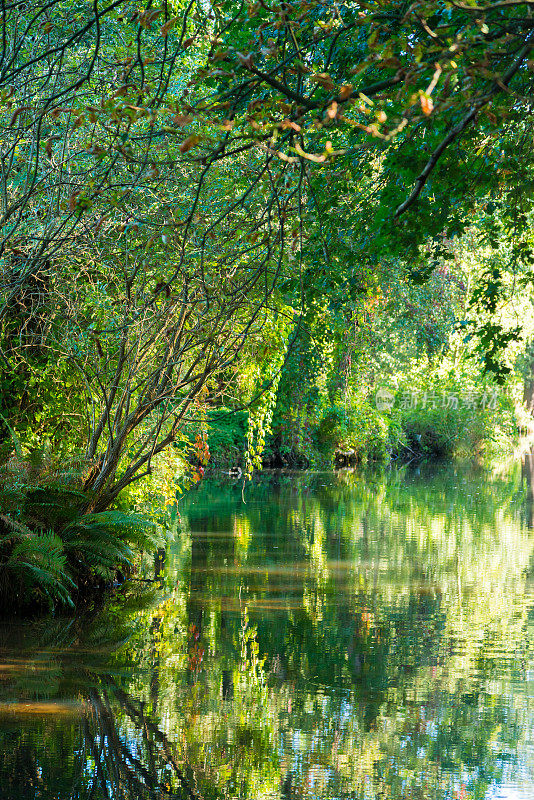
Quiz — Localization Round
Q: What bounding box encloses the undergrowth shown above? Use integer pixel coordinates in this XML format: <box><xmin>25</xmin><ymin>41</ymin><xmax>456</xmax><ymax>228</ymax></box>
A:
<box><xmin>0</xmin><ymin>454</ymin><xmax>162</xmax><ymax>612</ymax></box>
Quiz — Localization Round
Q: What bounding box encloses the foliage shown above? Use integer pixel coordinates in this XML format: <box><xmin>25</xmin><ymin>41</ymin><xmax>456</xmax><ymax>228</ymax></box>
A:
<box><xmin>0</xmin><ymin>521</ymin><xmax>74</xmax><ymax>610</ymax></box>
<box><xmin>395</xmin><ymin>387</ymin><xmax>517</xmax><ymax>460</ymax></box>
<box><xmin>0</xmin><ymin>460</ymin><xmax>163</xmax><ymax>610</ymax></box>
<box><xmin>207</xmin><ymin>408</ymin><xmax>248</xmax><ymax>468</ymax></box>
<box><xmin>2</xmin><ymin>0</ymin><xmax>534</xmax><ymax>505</ymax></box>
<box><xmin>62</xmin><ymin>510</ymin><xmax>162</xmax><ymax>584</ymax></box>
<box><xmin>2</xmin><ymin>0</ymin><xmax>534</xmax><ymax>611</ymax></box>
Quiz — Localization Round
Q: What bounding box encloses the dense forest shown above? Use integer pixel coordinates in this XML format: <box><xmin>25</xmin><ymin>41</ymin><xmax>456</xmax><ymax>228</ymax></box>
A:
<box><xmin>2</xmin><ymin>0</ymin><xmax>534</xmax><ymax>609</ymax></box>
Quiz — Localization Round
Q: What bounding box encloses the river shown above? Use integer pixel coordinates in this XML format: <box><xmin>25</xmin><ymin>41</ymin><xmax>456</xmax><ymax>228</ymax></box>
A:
<box><xmin>1</xmin><ymin>461</ymin><xmax>534</xmax><ymax>799</ymax></box>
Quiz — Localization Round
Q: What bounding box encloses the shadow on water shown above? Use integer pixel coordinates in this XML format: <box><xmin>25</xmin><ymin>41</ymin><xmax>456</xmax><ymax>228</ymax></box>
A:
<box><xmin>2</xmin><ymin>460</ymin><xmax>534</xmax><ymax>798</ymax></box>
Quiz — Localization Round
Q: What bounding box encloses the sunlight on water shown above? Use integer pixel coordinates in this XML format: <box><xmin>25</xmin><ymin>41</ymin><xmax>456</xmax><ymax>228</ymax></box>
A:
<box><xmin>0</xmin><ymin>701</ymin><xmax>84</xmax><ymax>717</ymax></box>
<box><xmin>1</xmin><ymin>461</ymin><xmax>534</xmax><ymax>799</ymax></box>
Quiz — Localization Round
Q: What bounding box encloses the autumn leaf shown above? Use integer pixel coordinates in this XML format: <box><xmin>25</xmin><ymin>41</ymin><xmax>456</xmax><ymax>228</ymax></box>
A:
<box><xmin>326</xmin><ymin>101</ymin><xmax>338</xmax><ymax>119</ymax></box>
<box><xmin>280</xmin><ymin>119</ymin><xmax>301</xmax><ymax>131</ymax></box>
<box><xmin>137</xmin><ymin>9</ymin><xmax>162</xmax><ymax>29</ymax></box>
<box><xmin>160</xmin><ymin>16</ymin><xmax>178</xmax><ymax>37</ymax></box>
<box><xmin>293</xmin><ymin>142</ymin><xmax>326</xmax><ymax>163</ymax></box>
<box><xmin>173</xmin><ymin>114</ymin><xmax>194</xmax><ymax>127</ymax></box>
<box><xmin>310</xmin><ymin>73</ymin><xmax>336</xmax><ymax>91</ymax></box>
<box><xmin>236</xmin><ymin>52</ymin><xmax>254</xmax><ymax>69</ymax></box>
<box><xmin>9</xmin><ymin>106</ymin><xmax>28</xmax><ymax>126</ymax></box>
<box><xmin>94</xmin><ymin>214</ymin><xmax>108</xmax><ymax>232</ymax></box>
<box><xmin>212</xmin><ymin>50</ymin><xmax>229</xmax><ymax>62</ymax></box>
<box><xmin>50</xmin><ymin>106</ymin><xmax>67</xmax><ymax>120</ymax></box>
<box><xmin>420</xmin><ymin>94</ymin><xmax>434</xmax><ymax>116</ymax></box>
<box><xmin>377</xmin><ymin>57</ymin><xmax>401</xmax><ymax>69</ymax></box>
<box><xmin>179</xmin><ymin>134</ymin><xmax>202</xmax><ymax>153</ymax></box>
<box><xmin>111</xmin><ymin>85</ymin><xmax>130</xmax><ymax>98</ymax></box>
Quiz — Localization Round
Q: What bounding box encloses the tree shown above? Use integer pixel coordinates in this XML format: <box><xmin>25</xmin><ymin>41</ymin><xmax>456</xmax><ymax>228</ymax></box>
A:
<box><xmin>1</xmin><ymin>0</ymin><xmax>300</xmax><ymax>508</ymax></box>
<box><xmin>2</xmin><ymin>0</ymin><xmax>534</xmax><ymax>509</ymax></box>
<box><xmin>4</xmin><ymin>0</ymin><xmax>534</xmax><ymax>319</ymax></box>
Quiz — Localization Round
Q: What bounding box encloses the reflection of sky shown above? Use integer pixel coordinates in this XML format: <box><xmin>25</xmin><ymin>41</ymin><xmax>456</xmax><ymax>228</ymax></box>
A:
<box><xmin>489</xmin><ymin>739</ymin><xmax>534</xmax><ymax>799</ymax></box>
<box><xmin>491</xmin><ymin>788</ymin><xmax>534</xmax><ymax>800</ymax></box>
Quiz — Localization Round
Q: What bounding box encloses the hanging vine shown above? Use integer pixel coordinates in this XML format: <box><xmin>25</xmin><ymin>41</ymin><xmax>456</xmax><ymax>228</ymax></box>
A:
<box><xmin>243</xmin><ymin>318</ymin><xmax>293</xmax><ymax>480</ymax></box>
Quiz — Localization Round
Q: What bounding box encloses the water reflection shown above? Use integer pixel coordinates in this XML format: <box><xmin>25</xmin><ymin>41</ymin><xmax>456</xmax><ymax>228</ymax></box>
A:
<box><xmin>1</xmin><ymin>462</ymin><xmax>534</xmax><ymax>799</ymax></box>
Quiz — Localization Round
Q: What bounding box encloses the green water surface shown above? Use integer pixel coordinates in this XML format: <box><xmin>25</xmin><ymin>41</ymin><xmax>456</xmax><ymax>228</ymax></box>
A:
<box><xmin>1</xmin><ymin>462</ymin><xmax>534</xmax><ymax>800</ymax></box>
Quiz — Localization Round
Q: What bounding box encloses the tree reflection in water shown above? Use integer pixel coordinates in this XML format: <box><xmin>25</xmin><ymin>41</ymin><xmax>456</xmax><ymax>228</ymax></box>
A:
<box><xmin>1</xmin><ymin>461</ymin><xmax>534</xmax><ymax>799</ymax></box>
<box><xmin>84</xmin><ymin>684</ymin><xmax>201</xmax><ymax>800</ymax></box>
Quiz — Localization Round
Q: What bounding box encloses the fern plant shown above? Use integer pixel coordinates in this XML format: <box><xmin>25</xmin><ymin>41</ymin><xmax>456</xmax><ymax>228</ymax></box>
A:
<box><xmin>0</xmin><ymin>504</ymin><xmax>163</xmax><ymax>611</ymax></box>
<box><xmin>0</xmin><ymin>519</ymin><xmax>74</xmax><ymax>610</ymax></box>
<box><xmin>62</xmin><ymin>511</ymin><xmax>163</xmax><ymax>584</ymax></box>
<box><xmin>24</xmin><ymin>486</ymin><xmax>87</xmax><ymax>529</ymax></box>
<box><xmin>0</xmin><ymin>454</ymin><xmax>165</xmax><ymax>611</ymax></box>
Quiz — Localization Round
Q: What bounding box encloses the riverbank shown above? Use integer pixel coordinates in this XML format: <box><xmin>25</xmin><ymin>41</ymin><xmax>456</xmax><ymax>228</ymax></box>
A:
<box><xmin>208</xmin><ymin>387</ymin><xmax>521</xmax><ymax>470</ymax></box>
<box><xmin>0</xmin><ymin>382</ymin><xmax>525</xmax><ymax>615</ymax></box>
<box><xmin>0</xmin><ymin>464</ymin><xmax>163</xmax><ymax>613</ymax></box>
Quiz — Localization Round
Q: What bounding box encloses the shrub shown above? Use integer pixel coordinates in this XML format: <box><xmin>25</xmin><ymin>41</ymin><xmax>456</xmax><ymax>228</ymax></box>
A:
<box><xmin>390</xmin><ymin>376</ymin><xmax>518</xmax><ymax>459</ymax></box>
<box><xmin>207</xmin><ymin>408</ymin><xmax>247</xmax><ymax>468</ymax></box>
<box><xmin>313</xmin><ymin>397</ymin><xmax>394</xmax><ymax>465</ymax></box>
<box><xmin>0</xmin><ymin>456</ymin><xmax>163</xmax><ymax>612</ymax></box>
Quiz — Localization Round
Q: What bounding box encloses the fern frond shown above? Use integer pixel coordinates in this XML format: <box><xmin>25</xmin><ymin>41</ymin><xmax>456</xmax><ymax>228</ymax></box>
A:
<box><xmin>0</xmin><ymin>513</ymin><xmax>33</xmax><ymax>538</ymax></box>
<box><xmin>62</xmin><ymin>511</ymin><xmax>161</xmax><ymax>581</ymax></box>
<box><xmin>24</xmin><ymin>487</ymin><xmax>86</xmax><ymax>528</ymax></box>
<box><xmin>3</xmin><ymin>531</ymin><xmax>74</xmax><ymax>609</ymax></box>
<box><xmin>64</xmin><ymin>511</ymin><xmax>162</xmax><ymax>549</ymax></box>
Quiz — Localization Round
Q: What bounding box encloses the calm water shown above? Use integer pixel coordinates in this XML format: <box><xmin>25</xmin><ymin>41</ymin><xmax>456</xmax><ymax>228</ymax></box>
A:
<box><xmin>2</xmin><ymin>462</ymin><xmax>534</xmax><ymax>799</ymax></box>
